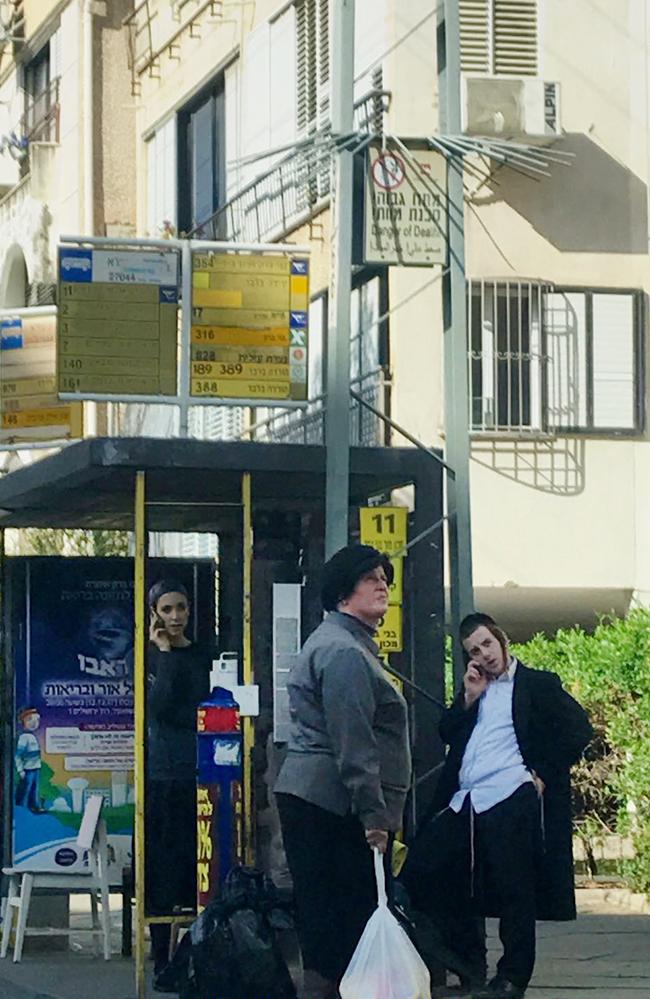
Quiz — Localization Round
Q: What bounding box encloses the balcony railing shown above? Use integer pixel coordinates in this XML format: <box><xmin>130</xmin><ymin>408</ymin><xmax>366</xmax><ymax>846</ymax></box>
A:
<box><xmin>0</xmin><ymin>171</ymin><xmax>30</xmax><ymax>229</ymax></box>
<box><xmin>243</xmin><ymin>368</ymin><xmax>386</xmax><ymax>446</ymax></box>
<box><xmin>125</xmin><ymin>0</ymin><xmax>226</xmax><ymax>95</ymax></box>
<box><xmin>188</xmin><ymin>87</ymin><xmax>390</xmax><ymax>244</ymax></box>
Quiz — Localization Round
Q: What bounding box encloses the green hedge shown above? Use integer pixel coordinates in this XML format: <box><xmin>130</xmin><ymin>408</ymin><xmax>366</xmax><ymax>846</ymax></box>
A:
<box><xmin>513</xmin><ymin>610</ymin><xmax>650</xmax><ymax>896</ymax></box>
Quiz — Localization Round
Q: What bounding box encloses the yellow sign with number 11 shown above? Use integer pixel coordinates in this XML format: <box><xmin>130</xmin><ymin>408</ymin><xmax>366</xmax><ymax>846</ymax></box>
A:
<box><xmin>359</xmin><ymin>506</ymin><xmax>407</xmax><ymax>555</ymax></box>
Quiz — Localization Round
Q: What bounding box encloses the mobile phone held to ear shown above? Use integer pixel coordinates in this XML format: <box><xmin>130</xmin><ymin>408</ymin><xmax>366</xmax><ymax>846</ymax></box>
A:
<box><xmin>150</xmin><ymin>610</ymin><xmax>165</xmax><ymax>633</ymax></box>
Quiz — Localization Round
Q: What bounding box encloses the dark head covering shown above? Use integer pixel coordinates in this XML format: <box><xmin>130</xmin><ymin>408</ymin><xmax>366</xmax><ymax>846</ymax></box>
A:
<box><xmin>321</xmin><ymin>544</ymin><xmax>394</xmax><ymax>612</ymax></box>
<box><xmin>148</xmin><ymin>579</ymin><xmax>189</xmax><ymax>609</ymax></box>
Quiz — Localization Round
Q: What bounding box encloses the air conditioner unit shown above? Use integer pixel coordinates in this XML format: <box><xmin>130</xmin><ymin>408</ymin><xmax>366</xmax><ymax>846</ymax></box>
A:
<box><xmin>462</xmin><ymin>77</ymin><xmax>561</xmax><ymax>142</ymax></box>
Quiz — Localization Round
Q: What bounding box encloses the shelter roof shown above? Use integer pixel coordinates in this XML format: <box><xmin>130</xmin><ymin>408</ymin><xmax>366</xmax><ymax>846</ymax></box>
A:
<box><xmin>0</xmin><ymin>438</ymin><xmax>440</xmax><ymax>532</ymax></box>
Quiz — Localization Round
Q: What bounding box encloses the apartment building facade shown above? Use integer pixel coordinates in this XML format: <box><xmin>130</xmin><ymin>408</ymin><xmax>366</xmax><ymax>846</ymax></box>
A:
<box><xmin>0</xmin><ymin>0</ymin><xmax>135</xmax><ymax>450</ymax></box>
<box><xmin>0</xmin><ymin>1</ymin><xmax>647</xmax><ymax>636</ymax></box>
<box><xmin>126</xmin><ymin>0</ymin><xmax>650</xmax><ymax>636</ymax></box>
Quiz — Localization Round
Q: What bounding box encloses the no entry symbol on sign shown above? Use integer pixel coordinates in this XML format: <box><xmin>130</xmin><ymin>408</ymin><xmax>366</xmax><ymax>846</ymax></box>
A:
<box><xmin>371</xmin><ymin>153</ymin><xmax>406</xmax><ymax>190</ymax></box>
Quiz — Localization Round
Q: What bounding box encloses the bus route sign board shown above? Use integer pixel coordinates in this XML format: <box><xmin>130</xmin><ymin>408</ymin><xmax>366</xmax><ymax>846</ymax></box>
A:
<box><xmin>190</xmin><ymin>251</ymin><xmax>309</xmax><ymax>404</ymax></box>
<box><xmin>57</xmin><ymin>247</ymin><xmax>179</xmax><ymax>397</ymax></box>
<box><xmin>1</xmin><ymin>312</ymin><xmax>83</xmax><ymax>445</ymax></box>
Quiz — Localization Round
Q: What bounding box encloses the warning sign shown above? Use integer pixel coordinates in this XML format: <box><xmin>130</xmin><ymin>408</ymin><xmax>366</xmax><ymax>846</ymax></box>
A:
<box><xmin>364</xmin><ymin>144</ymin><xmax>447</xmax><ymax>266</ymax></box>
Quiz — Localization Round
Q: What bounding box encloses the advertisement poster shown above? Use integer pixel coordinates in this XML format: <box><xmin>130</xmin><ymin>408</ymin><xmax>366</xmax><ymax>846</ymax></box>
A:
<box><xmin>11</xmin><ymin>556</ymin><xmax>217</xmax><ymax>876</ymax></box>
<box><xmin>13</xmin><ymin>558</ymin><xmax>135</xmax><ymax>874</ymax></box>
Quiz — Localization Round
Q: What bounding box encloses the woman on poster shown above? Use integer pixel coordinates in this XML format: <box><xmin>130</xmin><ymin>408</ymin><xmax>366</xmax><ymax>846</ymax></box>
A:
<box><xmin>145</xmin><ymin>579</ymin><xmax>211</xmax><ymax>983</ymax></box>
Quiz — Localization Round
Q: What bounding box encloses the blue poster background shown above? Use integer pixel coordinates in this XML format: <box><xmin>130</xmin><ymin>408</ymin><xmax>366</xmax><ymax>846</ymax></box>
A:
<box><xmin>11</xmin><ymin>555</ymin><xmax>216</xmax><ymax>874</ymax></box>
<box><xmin>13</xmin><ymin>557</ymin><xmax>135</xmax><ymax>873</ymax></box>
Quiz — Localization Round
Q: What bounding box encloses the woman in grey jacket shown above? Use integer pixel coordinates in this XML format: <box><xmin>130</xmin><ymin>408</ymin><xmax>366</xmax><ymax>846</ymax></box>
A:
<box><xmin>275</xmin><ymin>544</ymin><xmax>412</xmax><ymax>999</ymax></box>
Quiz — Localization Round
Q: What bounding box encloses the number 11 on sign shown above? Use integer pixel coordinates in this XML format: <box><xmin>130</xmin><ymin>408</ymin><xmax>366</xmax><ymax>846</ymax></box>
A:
<box><xmin>359</xmin><ymin>507</ymin><xmax>407</xmax><ymax>555</ymax></box>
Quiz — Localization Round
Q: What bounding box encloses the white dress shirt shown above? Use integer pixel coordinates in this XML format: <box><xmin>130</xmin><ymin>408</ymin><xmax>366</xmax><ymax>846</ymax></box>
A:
<box><xmin>450</xmin><ymin>659</ymin><xmax>534</xmax><ymax>814</ymax></box>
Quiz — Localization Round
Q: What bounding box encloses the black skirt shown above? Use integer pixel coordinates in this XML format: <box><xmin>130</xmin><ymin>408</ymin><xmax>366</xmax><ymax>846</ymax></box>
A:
<box><xmin>145</xmin><ymin>778</ymin><xmax>197</xmax><ymax>916</ymax></box>
<box><xmin>276</xmin><ymin>793</ymin><xmax>391</xmax><ymax>983</ymax></box>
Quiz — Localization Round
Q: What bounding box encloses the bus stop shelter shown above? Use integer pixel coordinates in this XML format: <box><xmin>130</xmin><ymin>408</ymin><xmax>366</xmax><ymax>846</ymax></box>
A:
<box><xmin>0</xmin><ymin>436</ymin><xmax>445</xmax><ymax>997</ymax></box>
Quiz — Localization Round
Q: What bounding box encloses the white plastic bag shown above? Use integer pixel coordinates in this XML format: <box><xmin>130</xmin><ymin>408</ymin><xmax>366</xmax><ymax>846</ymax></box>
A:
<box><xmin>339</xmin><ymin>848</ymin><xmax>431</xmax><ymax>999</ymax></box>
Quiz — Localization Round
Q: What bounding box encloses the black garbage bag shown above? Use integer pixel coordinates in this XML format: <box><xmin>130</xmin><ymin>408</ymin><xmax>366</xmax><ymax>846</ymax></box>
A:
<box><xmin>160</xmin><ymin>865</ymin><xmax>297</xmax><ymax>999</ymax></box>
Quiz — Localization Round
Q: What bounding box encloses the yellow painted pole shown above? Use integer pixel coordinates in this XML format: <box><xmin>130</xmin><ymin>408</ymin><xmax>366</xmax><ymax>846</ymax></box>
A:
<box><xmin>241</xmin><ymin>472</ymin><xmax>254</xmax><ymax>865</ymax></box>
<box><xmin>0</xmin><ymin>528</ymin><xmax>6</xmax><ymax>870</ymax></box>
<box><xmin>134</xmin><ymin>471</ymin><xmax>147</xmax><ymax>999</ymax></box>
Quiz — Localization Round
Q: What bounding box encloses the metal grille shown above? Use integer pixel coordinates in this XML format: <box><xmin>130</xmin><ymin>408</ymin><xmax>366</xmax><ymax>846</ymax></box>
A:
<box><xmin>493</xmin><ymin>1</ymin><xmax>538</xmax><ymax>76</ymax></box>
<box><xmin>459</xmin><ymin>0</ymin><xmax>491</xmax><ymax>73</ymax></box>
<box><xmin>460</xmin><ymin>0</ymin><xmax>538</xmax><ymax>76</ymax></box>
<box><xmin>468</xmin><ymin>280</ymin><xmax>550</xmax><ymax>434</ymax></box>
<box><xmin>248</xmin><ymin>369</ymin><xmax>385</xmax><ymax>446</ymax></box>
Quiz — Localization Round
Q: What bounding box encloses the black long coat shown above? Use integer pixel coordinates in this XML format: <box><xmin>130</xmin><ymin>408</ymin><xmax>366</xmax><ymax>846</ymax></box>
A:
<box><xmin>426</xmin><ymin>660</ymin><xmax>593</xmax><ymax>921</ymax></box>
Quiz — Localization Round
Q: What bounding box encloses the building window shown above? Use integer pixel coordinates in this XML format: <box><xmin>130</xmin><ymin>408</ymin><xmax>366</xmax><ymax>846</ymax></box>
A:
<box><xmin>350</xmin><ymin>272</ymin><xmax>387</xmax><ymax>446</ymax></box>
<box><xmin>177</xmin><ymin>76</ymin><xmax>225</xmax><ymax>234</ymax></box>
<box><xmin>459</xmin><ymin>1</ymin><xmax>538</xmax><ymax>76</ymax></box>
<box><xmin>469</xmin><ymin>282</ymin><xmax>644</xmax><ymax>435</ymax></box>
<box><xmin>469</xmin><ymin>280</ymin><xmax>544</xmax><ymax>432</ymax></box>
<box><xmin>22</xmin><ymin>38</ymin><xmax>60</xmax><ymax>144</ymax></box>
<box><xmin>146</xmin><ymin>117</ymin><xmax>177</xmax><ymax>238</ymax></box>
<box><xmin>544</xmin><ymin>290</ymin><xmax>643</xmax><ymax>434</ymax></box>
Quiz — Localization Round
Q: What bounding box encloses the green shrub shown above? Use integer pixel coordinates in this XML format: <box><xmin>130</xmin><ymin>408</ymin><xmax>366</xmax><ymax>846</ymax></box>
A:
<box><xmin>513</xmin><ymin>610</ymin><xmax>650</xmax><ymax>897</ymax></box>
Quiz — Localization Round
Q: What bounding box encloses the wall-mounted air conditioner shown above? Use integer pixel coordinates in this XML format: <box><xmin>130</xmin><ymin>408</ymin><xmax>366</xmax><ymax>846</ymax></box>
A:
<box><xmin>462</xmin><ymin>77</ymin><xmax>561</xmax><ymax>142</ymax></box>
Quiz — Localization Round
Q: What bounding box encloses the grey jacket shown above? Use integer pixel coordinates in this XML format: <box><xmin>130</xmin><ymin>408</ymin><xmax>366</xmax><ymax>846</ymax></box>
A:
<box><xmin>274</xmin><ymin>611</ymin><xmax>411</xmax><ymax>831</ymax></box>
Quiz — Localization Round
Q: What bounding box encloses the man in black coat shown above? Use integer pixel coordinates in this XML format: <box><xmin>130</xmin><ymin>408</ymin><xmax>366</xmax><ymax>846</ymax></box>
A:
<box><xmin>401</xmin><ymin>613</ymin><xmax>592</xmax><ymax>999</ymax></box>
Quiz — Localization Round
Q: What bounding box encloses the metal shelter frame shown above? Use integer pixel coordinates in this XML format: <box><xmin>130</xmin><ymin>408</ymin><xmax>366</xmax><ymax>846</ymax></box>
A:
<box><xmin>0</xmin><ymin>435</ymin><xmax>444</xmax><ymax>998</ymax></box>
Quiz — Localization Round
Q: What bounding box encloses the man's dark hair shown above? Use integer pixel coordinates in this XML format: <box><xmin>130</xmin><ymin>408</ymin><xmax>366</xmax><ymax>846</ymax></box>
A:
<box><xmin>459</xmin><ymin>612</ymin><xmax>509</xmax><ymax>660</ymax></box>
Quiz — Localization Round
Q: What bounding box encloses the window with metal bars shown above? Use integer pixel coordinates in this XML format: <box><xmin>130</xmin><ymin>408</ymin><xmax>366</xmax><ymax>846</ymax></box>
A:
<box><xmin>468</xmin><ymin>282</ymin><xmax>645</xmax><ymax>436</ymax></box>
<box><xmin>459</xmin><ymin>0</ymin><xmax>538</xmax><ymax>76</ymax></box>
<box><xmin>469</xmin><ymin>280</ymin><xmax>545</xmax><ymax>433</ymax></box>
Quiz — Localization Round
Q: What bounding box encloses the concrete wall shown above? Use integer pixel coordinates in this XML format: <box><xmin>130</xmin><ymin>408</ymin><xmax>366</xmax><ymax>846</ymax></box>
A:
<box><xmin>23</xmin><ymin>0</ymin><xmax>62</xmax><ymax>41</ymax></box>
<box><xmin>95</xmin><ymin>0</ymin><xmax>136</xmax><ymax>236</ymax></box>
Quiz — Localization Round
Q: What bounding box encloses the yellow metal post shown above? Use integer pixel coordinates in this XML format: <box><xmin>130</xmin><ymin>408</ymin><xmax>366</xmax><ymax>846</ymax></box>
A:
<box><xmin>241</xmin><ymin>472</ymin><xmax>254</xmax><ymax>865</ymax></box>
<box><xmin>134</xmin><ymin>471</ymin><xmax>147</xmax><ymax>998</ymax></box>
<box><xmin>0</xmin><ymin>529</ymin><xmax>7</xmax><ymax>869</ymax></box>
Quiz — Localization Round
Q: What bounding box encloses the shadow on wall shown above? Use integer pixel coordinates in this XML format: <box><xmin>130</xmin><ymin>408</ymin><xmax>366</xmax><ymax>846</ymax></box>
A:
<box><xmin>471</xmin><ymin>134</ymin><xmax>648</xmax><ymax>254</ymax></box>
<box><xmin>471</xmin><ymin>436</ymin><xmax>586</xmax><ymax>496</ymax></box>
